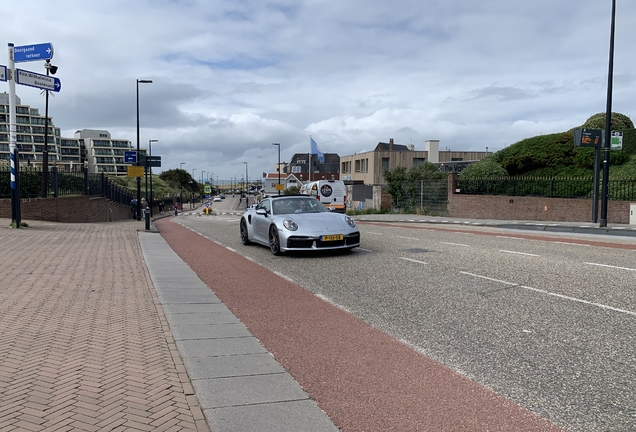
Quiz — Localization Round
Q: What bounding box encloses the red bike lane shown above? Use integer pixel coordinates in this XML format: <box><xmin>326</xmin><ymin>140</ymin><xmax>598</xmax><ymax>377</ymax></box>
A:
<box><xmin>156</xmin><ymin>218</ymin><xmax>561</xmax><ymax>432</ymax></box>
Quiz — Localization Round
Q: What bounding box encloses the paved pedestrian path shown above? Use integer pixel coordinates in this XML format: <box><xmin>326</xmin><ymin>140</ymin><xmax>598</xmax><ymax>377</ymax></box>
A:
<box><xmin>0</xmin><ymin>219</ymin><xmax>208</xmax><ymax>432</ymax></box>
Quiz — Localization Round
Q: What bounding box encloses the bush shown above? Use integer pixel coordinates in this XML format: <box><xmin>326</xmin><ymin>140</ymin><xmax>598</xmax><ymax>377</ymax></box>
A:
<box><xmin>459</xmin><ymin>158</ymin><xmax>508</xmax><ymax>178</ymax></box>
<box><xmin>582</xmin><ymin>112</ymin><xmax>634</xmax><ymax>130</ymax></box>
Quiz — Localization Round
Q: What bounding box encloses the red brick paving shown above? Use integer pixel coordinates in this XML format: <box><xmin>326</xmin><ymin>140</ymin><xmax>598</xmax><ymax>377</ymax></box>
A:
<box><xmin>0</xmin><ymin>219</ymin><xmax>208</xmax><ymax>432</ymax></box>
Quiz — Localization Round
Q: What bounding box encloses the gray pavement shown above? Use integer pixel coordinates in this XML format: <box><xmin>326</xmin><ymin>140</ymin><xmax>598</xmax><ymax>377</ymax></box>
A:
<box><xmin>139</xmin><ymin>232</ymin><xmax>340</xmax><ymax>432</ymax></box>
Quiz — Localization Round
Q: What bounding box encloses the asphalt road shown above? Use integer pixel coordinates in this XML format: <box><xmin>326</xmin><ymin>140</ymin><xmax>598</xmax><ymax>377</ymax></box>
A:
<box><xmin>172</xmin><ymin>206</ymin><xmax>636</xmax><ymax>431</ymax></box>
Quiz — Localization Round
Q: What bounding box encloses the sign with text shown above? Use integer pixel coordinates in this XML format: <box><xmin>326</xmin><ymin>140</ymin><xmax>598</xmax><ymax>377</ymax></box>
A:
<box><xmin>0</xmin><ymin>65</ymin><xmax>6</xmax><ymax>82</ymax></box>
<box><xmin>127</xmin><ymin>166</ymin><xmax>144</xmax><ymax>177</ymax></box>
<box><xmin>16</xmin><ymin>69</ymin><xmax>61</xmax><ymax>92</ymax></box>
<box><xmin>14</xmin><ymin>43</ymin><xmax>54</xmax><ymax>62</ymax></box>
<box><xmin>574</xmin><ymin>128</ymin><xmax>602</xmax><ymax>147</ymax></box>
<box><xmin>611</xmin><ymin>131</ymin><xmax>623</xmax><ymax>151</ymax></box>
<box><xmin>124</xmin><ymin>151</ymin><xmax>137</xmax><ymax>164</ymax></box>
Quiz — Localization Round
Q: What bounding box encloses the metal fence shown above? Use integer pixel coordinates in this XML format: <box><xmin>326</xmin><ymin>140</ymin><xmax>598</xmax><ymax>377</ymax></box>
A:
<box><xmin>455</xmin><ymin>177</ymin><xmax>636</xmax><ymax>201</ymax></box>
<box><xmin>393</xmin><ymin>179</ymin><xmax>449</xmax><ymax>216</ymax></box>
<box><xmin>0</xmin><ymin>165</ymin><xmax>136</xmax><ymax>206</ymax></box>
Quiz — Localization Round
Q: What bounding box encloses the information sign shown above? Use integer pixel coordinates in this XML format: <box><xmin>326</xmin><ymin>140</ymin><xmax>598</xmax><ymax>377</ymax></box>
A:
<box><xmin>0</xmin><ymin>65</ymin><xmax>6</xmax><ymax>82</ymax></box>
<box><xmin>124</xmin><ymin>151</ymin><xmax>137</xmax><ymax>164</ymax></box>
<box><xmin>611</xmin><ymin>131</ymin><xmax>623</xmax><ymax>151</ymax></box>
<box><xmin>127</xmin><ymin>166</ymin><xmax>144</xmax><ymax>177</ymax></box>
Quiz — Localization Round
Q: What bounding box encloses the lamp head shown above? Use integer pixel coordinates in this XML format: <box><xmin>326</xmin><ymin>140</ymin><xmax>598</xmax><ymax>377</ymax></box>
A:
<box><xmin>45</xmin><ymin>60</ymin><xmax>58</xmax><ymax>75</ymax></box>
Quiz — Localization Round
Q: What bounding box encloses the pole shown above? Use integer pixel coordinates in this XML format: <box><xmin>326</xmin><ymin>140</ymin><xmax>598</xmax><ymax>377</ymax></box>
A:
<box><xmin>136</xmin><ymin>80</ymin><xmax>141</xmax><ymax>220</ymax></box>
<box><xmin>273</xmin><ymin>143</ymin><xmax>281</xmax><ymax>195</ymax></box>
<box><xmin>42</xmin><ymin>66</ymin><xmax>50</xmax><ymax>198</ymax></box>
<box><xmin>149</xmin><ymin>139</ymin><xmax>157</xmax><ymax>217</ymax></box>
<box><xmin>243</xmin><ymin>162</ymin><xmax>248</xmax><ymax>207</ymax></box>
<box><xmin>8</xmin><ymin>43</ymin><xmax>21</xmax><ymax>226</ymax></box>
<box><xmin>592</xmin><ymin>145</ymin><xmax>600</xmax><ymax>223</ymax></box>
<box><xmin>600</xmin><ymin>0</ymin><xmax>616</xmax><ymax>228</ymax></box>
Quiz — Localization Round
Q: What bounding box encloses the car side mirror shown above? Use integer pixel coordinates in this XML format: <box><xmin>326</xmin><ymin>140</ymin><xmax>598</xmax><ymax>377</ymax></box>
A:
<box><xmin>256</xmin><ymin>209</ymin><xmax>267</xmax><ymax>216</ymax></box>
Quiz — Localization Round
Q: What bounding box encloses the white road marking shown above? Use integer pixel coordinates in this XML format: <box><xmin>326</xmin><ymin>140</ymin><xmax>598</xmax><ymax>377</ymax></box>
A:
<box><xmin>499</xmin><ymin>250</ymin><xmax>539</xmax><ymax>257</ymax></box>
<box><xmin>441</xmin><ymin>242</ymin><xmax>470</xmax><ymax>247</ymax></box>
<box><xmin>315</xmin><ymin>294</ymin><xmax>352</xmax><ymax>313</ymax></box>
<box><xmin>459</xmin><ymin>271</ymin><xmax>518</xmax><ymax>286</ymax></box>
<box><xmin>396</xmin><ymin>236</ymin><xmax>419</xmax><ymax>240</ymax></box>
<box><xmin>460</xmin><ymin>272</ymin><xmax>636</xmax><ymax>317</ymax></box>
<box><xmin>554</xmin><ymin>241</ymin><xmax>590</xmax><ymax>246</ymax></box>
<box><xmin>399</xmin><ymin>257</ymin><xmax>428</xmax><ymax>265</ymax></box>
<box><xmin>520</xmin><ymin>285</ymin><xmax>636</xmax><ymax>317</ymax></box>
<box><xmin>496</xmin><ymin>236</ymin><xmax>525</xmax><ymax>240</ymax></box>
<box><xmin>273</xmin><ymin>270</ymin><xmax>295</xmax><ymax>282</ymax></box>
<box><xmin>585</xmin><ymin>262</ymin><xmax>636</xmax><ymax>272</ymax></box>
<box><xmin>226</xmin><ymin>247</ymin><xmax>236</xmax><ymax>252</ymax></box>
<box><xmin>366</xmin><ymin>232</ymin><xmax>383</xmax><ymax>235</ymax></box>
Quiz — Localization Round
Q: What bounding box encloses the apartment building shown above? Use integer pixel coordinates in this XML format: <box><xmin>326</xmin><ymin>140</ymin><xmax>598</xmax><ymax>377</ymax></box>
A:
<box><xmin>0</xmin><ymin>92</ymin><xmax>143</xmax><ymax>174</ymax></box>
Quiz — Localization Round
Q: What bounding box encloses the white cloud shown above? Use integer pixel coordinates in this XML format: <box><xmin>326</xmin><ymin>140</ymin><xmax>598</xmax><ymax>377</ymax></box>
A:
<box><xmin>4</xmin><ymin>0</ymin><xmax>636</xmax><ymax>180</ymax></box>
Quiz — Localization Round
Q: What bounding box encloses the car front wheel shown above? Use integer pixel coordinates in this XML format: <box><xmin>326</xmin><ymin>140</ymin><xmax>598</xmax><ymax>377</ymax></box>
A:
<box><xmin>269</xmin><ymin>225</ymin><xmax>282</xmax><ymax>255</ymax></box>
<box><xmin>240</xmin><ymin>219</ymin><xmax>251</xmax><ymax>245</ymax></box>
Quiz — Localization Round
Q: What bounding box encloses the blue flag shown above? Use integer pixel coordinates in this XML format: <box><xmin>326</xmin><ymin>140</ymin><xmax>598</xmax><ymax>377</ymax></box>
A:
<box><xmin>310</xmin><ymin>137</ymin><xmax>325</xmax><ymax>163</ymax></box>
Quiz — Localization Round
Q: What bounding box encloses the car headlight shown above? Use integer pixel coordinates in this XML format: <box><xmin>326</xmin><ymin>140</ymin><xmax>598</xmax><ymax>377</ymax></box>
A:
<box><xmin>345</xmin><ymin>216</ymin><xmax>356</xmax><ymax>228</ymax></box>
<box><xmin>283</xmin><ymin>219</ymin><xmax>298</xmax><ymax>231</ymax></box>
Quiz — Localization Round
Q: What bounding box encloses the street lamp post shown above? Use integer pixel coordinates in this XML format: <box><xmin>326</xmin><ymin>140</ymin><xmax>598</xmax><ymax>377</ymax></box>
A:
<box><xmin>136</xmin><ymin>79</ymin><xmax>153</xmax><ymax>220</ymax></box>
<box><xmin>180</xmin><ymin>162</ymin><xmax>185</xmax><ymax>211</ymax></box>
<box><xmin>148</xmin><ymin>139</ymin><xmax>158</xmax><ymax>217</ymax></box>
<box><xmin>600</xmin><ymin>0</ymin><xmax>617</xmax><ymax>228</ymax></box>
<box><xmin>243</xmin><ymin>162</ymin><xmax>248</xmax><ymax>207</ymax></box>
<box><xmin>272</xmin><ymin>143</ymin><xmax>281</xmax><ymax>195</ymax></box>
<box><xmin>41</xmin><ymin>59</ymin><xmax>58</xmax><ymax>198</ymax></box>
<box><xmin>192</xmin><ymin>169</ymin><xmax>196</xmax><ymax>209</ymax></box>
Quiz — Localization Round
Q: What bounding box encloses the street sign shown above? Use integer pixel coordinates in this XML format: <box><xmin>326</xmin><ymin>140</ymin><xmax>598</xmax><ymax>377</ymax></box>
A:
<box><xmin>275</xmin><ymin>184</ymin><xmax>285</xmax><ymax>191</ymax></box>
<box><xmin>14</xmin><ymin>43</ymin><xmax>54</xmax><ymax>63</ymax></box>
<box><xmin>574</xmin><ymin>128</ymin><xmax>602</xmax><ymax>147</ymax></box>
<box><xmin>140</xmin><ymin>155</ymin><xmax>161</xmax><ymax>167</ymax></box>
<box><xmin>124</xmin><ymin>151</ymin><xmax>137</xmax><ymax>164</ymax></box>
<box><xmin>204</xmin><ymin>186</ymin><xmax>211</xmax><ymax>194</ymax></box>
<box><xmin>127</xmin><ymin>166</ymin><xmax>144</xmax><ymax>177</ymax></box>
<box><xmin>0</xmin><ymin>65</ymin><xmax>6</xmax><ymax>82</ymax></box>
<box><xmin>611</xmin><ymin>131</ymin><xmax>623</xmax><ymax>151</ymax></box>
<box><xmin>16</xmin><ymin>69</ymin><xmax>61</xmax><ymax>92</ymax></box>
<box><xmin>205</xmin><ymin>203</ymin><xmax>210</xmax><ymax>208</ymax></box>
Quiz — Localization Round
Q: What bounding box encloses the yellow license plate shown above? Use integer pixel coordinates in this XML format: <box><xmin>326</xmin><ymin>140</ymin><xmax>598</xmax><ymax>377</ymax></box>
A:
<box><xmin>321</xmin><ymin>234</ymin><xmax>344</xmax><ymax>241</ymax></box>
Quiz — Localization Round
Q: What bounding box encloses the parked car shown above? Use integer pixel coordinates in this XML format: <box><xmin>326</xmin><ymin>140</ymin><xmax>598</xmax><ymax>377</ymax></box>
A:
<box><xmin>213</xmin><ymin>196</ymin><xmax>222</xmax><ymax>202</ymax></box>
<box><xmin>220</xmin><ymin>193</ymin><xmax>225</xmax><ymax>199</ymax></box>
<box><xmin>239</xmin><ymin>195</ymin><xmax>360</xmax><ymax>255</ymax></box>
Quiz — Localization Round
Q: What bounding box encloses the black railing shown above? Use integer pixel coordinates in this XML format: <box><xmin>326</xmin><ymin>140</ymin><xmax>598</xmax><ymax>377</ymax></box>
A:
<box><xmin>0</xmin><ymin>166</ymin><xmax>136</xmax><ymax>206</ymax></box>
<box><xmin>456</xmin><ymin>177</ymin><xmax>636</xmax><ymax>200</ymax></box>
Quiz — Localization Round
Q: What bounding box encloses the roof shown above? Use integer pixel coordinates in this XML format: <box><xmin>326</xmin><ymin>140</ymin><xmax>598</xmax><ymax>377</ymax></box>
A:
<box><xmin>374</xmin><ymin>142</ymin><xmax>410</xmax><ymax>152</ymax></box>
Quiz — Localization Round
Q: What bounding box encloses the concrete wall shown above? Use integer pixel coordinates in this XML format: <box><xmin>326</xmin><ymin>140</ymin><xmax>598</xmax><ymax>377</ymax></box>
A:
<box><xmin>0</xmin><ymin>196</ymin><xmax>132</xmax><ymax>223</ymax></box>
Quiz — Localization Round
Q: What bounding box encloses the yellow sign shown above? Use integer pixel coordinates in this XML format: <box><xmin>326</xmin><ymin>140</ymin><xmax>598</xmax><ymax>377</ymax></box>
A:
<box><xmin>275</xmin><ymin>184</ymin><xmax>285</xmax><ymax>191</ymax></box>
<box><xmin>127</xmin><ymin>166</ymin><xmax>144</xmax><ymax>177</ymax></box>
<box><xmin>204</xmin><ymin>186</ymin><xmax>211</xmax><ymax>194</ymax></box>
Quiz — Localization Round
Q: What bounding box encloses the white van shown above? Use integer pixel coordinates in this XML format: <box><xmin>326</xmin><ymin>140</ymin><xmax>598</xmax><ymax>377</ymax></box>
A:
<box><xmin>299</xmin><ymin>180</ymin><xmax>347</xmax><ymax>213</ymax></box>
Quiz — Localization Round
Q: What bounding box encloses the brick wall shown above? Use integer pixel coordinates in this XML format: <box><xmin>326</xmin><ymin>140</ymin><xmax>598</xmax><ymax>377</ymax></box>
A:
<box><xmin>447</xmin><ymin>174</ymin><xmax>632</xmax><ymax>224</ymax></box>
<box><xmin>0</xmin><ymin>196</ymin><xmax>133</xmax><ymax>223</ymax></box>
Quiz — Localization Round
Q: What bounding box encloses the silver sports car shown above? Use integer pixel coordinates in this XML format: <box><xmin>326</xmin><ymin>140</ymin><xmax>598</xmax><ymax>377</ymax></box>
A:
<box><xmin>240</xmin><ymin>195</ymin><xmax>360</xmax><ymax>255</ymax></box>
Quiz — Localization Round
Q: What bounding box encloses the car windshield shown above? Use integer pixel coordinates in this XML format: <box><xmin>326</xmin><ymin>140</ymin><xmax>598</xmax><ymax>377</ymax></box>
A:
<box><xmin>271</xmin><ymin>198</ymin><xmax>328</xmax><ymax>215</ymax></box>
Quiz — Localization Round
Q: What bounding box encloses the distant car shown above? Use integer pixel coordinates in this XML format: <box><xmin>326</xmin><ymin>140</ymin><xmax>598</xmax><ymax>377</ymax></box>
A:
<box><xmin>220</xmin><ymin>193</ymin><xmax>225</xmax><ymax>199</ymax></box>
<box><xmin>213</xmin><ymin>196</ymin><xmax>222</xmax><ymax>202</ymax></box>
<box><xmin>240</xmin><ymin>195</ymin><xmax>360</xmax><ymax>255</ymax></box>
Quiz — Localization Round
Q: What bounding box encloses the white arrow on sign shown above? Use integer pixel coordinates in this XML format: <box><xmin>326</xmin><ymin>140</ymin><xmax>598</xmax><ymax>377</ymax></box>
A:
<box><xmin>16</xmin><ymin>68</ymin><xmax>61</xmax><ymax>92</ymax></box>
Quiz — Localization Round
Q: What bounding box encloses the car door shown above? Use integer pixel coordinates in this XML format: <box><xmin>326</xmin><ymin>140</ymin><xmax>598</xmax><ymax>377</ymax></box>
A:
<box><xmin>252</xmin><ymin>199</ymin><xmax>271</xmax><ymax>243</ymax></box>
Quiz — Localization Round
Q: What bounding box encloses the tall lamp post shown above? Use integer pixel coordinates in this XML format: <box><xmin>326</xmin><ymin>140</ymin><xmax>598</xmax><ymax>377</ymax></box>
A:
<box><xmin>243</xmin><ymin>162</ymin><xmax>248</xmax><ymax>207</ymax></box>
<box><xmin>272</xmin><ymin>143</ymin><xmax>281</xmax><ymax>195</ymax></box>
<box><xmin>180</xmin><ymin>162</ymin><xmax>185</xmax><ymax>211</ymax></box>
<box><xmin>600</xmin><ymin>0</ymin><xmax>617</xmax><ymax>228</ymax></box>
<box><xmin>136</xmin><ymin>78</ymin><xmax>153</xmax><ymax>220</ymax></box>
<box><xmin>192</xmin><ymin>168</ymin><xmax>196</xmax><ymax>209</ymax></box>
<box><xmin>148</xmin><ymin>139</ymin><xmax>158</xmax><ymax>216</ymax></box>
<box><xmin>42</xmin><ymin>59</ymin><xmax>58</xmax><ymax>198</ymax></box>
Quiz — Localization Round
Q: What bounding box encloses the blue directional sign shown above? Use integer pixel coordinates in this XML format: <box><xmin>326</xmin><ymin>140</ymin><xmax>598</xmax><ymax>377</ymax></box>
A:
<box><xmin>124</xmin><ymin>151</ymin><xmax>137</xmax><ymax>164</ymax></box>
<box><xmin>0</xmin><ymin>65</ymin><xmax>6</xmax><ymax>82</ymax></box>
<box><xmin>16</xmin><ymin>69</ymin><xmax>61</xmax><ymax>92</ymax></box>
<box><xmin>14</xmin><ymin>43</ymin><xmax>54</xmax><ymax>63</ymax></box>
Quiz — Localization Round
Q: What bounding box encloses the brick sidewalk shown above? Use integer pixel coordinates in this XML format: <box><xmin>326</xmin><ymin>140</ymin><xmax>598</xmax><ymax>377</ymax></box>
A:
<box><xmin>0</xmin><ymin>219</ymin><xmax>208</xmax><ymax>432</ymax></box>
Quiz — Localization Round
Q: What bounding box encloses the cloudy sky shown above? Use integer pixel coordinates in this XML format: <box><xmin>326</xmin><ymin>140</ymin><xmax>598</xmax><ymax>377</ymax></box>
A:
<box><xmin>4</xmin><ymin>0</ymin><xmax>636</xmax><ymax>182</ymax></box>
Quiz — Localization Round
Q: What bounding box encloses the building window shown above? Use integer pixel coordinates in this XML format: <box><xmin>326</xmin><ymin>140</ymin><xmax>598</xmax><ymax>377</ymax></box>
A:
<box><xmin>382</xmin><ymin>157</ymin><xmax>390</xmax><ymax>171</ymax></box>
<box><xmin>413</xmin><ymin>157</ymin><xmax>426</xmax><ymax>167</ymax></box>
<box><xmin>451</xmin><ymin>157</ymin><xmax>464</xmax><ymax>161</ymax></box>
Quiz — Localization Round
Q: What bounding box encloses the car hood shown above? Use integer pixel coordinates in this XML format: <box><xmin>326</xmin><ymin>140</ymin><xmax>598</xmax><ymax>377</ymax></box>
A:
<box><xmin>282</xmin><ymin>213</ymin><xmax>353</xmax><ymax>231</ymax></box>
